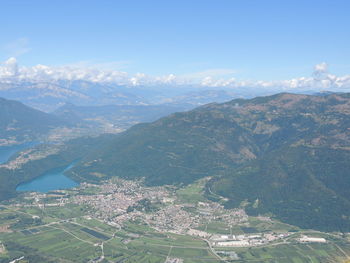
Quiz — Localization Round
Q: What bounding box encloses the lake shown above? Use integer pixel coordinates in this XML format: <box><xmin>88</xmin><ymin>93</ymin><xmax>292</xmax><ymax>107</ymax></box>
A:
<box><xmin>16</xmin><ymin>163</ymin><xmax>79</xmax><ymax>193</ymax></box>
<box><xmin>0</xmin><ymin>141</ymin><xmax>39</xmax><ymax>164</ymax></box>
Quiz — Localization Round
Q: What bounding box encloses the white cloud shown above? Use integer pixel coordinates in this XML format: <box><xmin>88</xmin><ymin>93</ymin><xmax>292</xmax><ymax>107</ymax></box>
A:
<box><xmin>0</xmin><ymin>58</ymin><xmax>349</xmax><ymax>93</ymax></box>
<box><xmin>197</xmin><ymin>62</ymin><xmax>350</xmax><ymax>92</ymax></box>
<box><xmin>15</xmin><ymin>63</ymin><xmax>130</xmax><ymax>84</ymax></box>
<box><xmin>314</xmin><ymin>62</ymin><xmax>328</xmax><ymax>73</ymax></box>
<box><xmin>0</xmin><ymin>57</ymin><xmax>18</xmax><ymax>77</ymax></box>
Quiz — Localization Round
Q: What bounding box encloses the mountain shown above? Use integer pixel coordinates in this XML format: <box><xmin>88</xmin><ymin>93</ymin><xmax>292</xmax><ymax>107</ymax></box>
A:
<box><xmin>0</xmin><ymin>79</ymin><xmax>243</xmax><ymax>112</ymax></box>
<box><xmin>67</xmin><ymin>92</ymin><xmax>350</xmax><ymax>231</ymax></box>
<box><xmin>3</xmin><ymin>92</ymin><xmax>350</xmax><ymax>231</ymax></box>
<box><xmin>209</xmin><ymin>146</ymin><xmax>350</xmax><ymax>232</ymax></box>
<box><xmin>163</xmin><ymin>89</ymin><xmax>237</xmax><ymax>107</ymax></box>
<box><xmin>0</xmin><ymin>80</ymin><xmax>150</xmax><ymax>112</ymax></box>
<box><xmin>0</xmin><ymin>97</ymin><xmax>68</xmax><ymax>145</ymax></box>
<box><xmin>53</xmin><ymin>103</ymin><xmax>187</xmax><ymax>131</ymax></box>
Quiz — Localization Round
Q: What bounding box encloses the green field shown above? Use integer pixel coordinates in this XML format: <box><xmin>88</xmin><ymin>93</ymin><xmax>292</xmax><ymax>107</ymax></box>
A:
<box><xmin>0</xmin><ymin>204</ymin><xmax>219</xmax><ymax>263</ymax></box>
<box><xmin>219</xmin><ymin>242</ymin><xmax>350</xmax><ymax>263</ymax></box>
<box><xmin>176</xmin><ymin>178</ymin><xmax>209</xmax><ymax>204</ymax></box>
<box><xmin>1</xmin><ymin>184</ymin><xmax>350</xmax><ymax>263</ymax></box>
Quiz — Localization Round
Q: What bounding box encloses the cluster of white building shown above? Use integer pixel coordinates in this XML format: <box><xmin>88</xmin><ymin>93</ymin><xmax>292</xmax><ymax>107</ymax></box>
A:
<box><xmin>210</xmin><ymin>233</ymin><xmax>327</xmax><ymax>247</ymax></box>
<box><xmin>211</xmin><ymin>233</ymin><xmax>291</xmax><ymax>247</ymax></box>
<box><xmin>164</xmin><ymin>257</ymin><xmax>184</xmax><ymax>263</ymax></box>
<box><xmin>299</xmin><ymin>235</ymin><xmax>326</xmax><ymax>243</ymax></box>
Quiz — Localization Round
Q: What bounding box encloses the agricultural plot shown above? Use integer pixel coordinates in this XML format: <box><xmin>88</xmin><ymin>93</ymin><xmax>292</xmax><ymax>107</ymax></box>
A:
<box><xmin>39</xmin><ymin>204</ymin><xmax>88</xmax><ymax>220</ymax></box>
<box><xmin>248</xmin><ymin>217</ymin><xmax>300</xmax><ymax>233</ymax></box>
<box><xmin>102</xmin><ymin>228</ymin><xmax>219</xmax><ymax>263</ymax></box>
<box><xmin>169</xmin><ymin>247</ymin><xmax>219</xmax><ymax>262</ymax></box>
<box><xmin>1</xmin><ymin>180</ymin><xmax>350</xmax><ymax>263</ymax></box>
<box><xmin>0</xmin><ymin>227</ymin><xmax>101</xmax><ymax>262</ymax></box>
<box><xmin>80</xmin><ymin>227</ymin><xmax>110</xmax><ymax>240</ymax></box>
<box><xmin>217</xmin><ymin>242</ymin><xmax>350</xmax><ymax>263</ymax></box>
<box><xmin>176</xmin><ymin>179</ymin><xmax>208</xmax><ymax>204</ymax></box>
<box><xmin>75</xmin><ymin>217</ymin><xmax>117</xmax><ymax>235</ymax></box>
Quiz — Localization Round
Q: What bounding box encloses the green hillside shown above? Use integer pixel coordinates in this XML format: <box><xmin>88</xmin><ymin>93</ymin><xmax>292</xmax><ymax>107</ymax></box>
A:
<box><xmin>209</xmin><ymin>146</ymin><xmax>350</xmax><ymax>231</ymax></box>
<box><xmin>72</xmin><ymin>92</ymin><xmax>350</xmax><ymax>182</ymax></box>
<box><xmin>70</xmin><ymin>92</ymin><xmax>350</xmax><ymax>231</ymax></box>
<box><xmin>3</xmin><ymin>92</ymin><xmax>350</xmax><ymax>231</ymax></box>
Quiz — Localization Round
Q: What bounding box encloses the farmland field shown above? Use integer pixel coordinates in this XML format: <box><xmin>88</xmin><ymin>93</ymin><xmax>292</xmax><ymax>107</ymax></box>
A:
<box><xmin>1</xmin><ymin>180</ymin><xmax>350</xmax><ymax>263</ymax></box>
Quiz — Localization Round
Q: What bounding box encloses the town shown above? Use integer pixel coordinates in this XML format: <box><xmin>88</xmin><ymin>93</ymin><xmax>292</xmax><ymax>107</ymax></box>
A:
<box><xmin>10</xmin><ymin>178</ymin><xmax>329</xmax><ymax>250</ymax></box>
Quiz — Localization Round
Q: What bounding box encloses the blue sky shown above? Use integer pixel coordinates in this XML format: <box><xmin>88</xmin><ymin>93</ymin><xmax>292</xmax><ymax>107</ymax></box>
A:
<box><xmin>1</xmin><ymin>0</ymin><xmax>350</xmax><ymax>81</ymax></box>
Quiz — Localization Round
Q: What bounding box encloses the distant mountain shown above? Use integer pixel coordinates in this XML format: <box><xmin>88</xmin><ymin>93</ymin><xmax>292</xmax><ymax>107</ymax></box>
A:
<box><xmin>0</xmin><ymin>80</ymin><xmax>150</xmax><ymax>112</ymax></box>
<box><xmin>4</xmin><ymin>92</ymin><xmax>350</xmax><ymax>231</ymax></box>
<box><xmin>53</xmin><ymin>103</ymin><xmax>187</xmax><ymax>131</ymax></box>
<box><xmin>0</xmin><ymin>97</ymin><xmax>68</xmax><ymax>144</ymax></box>
<box><xmin>312</xmin><ymin>90</ymin><xmax>343</xmax><ymax>96</ymax></box>
<box><xmin>0</xmin><ymin>79</ymin><xmax>243</xmax><ymax>112</ymax></box>
<box><xmin>164</xmin><ymin>89</ymin><xmax>237</xmax><ymax>106</ymax></box>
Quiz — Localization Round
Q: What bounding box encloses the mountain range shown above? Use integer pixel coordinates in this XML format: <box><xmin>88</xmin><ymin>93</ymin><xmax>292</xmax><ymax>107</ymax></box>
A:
<box><xmin>68</xmin><ymin>92</ymin><xmax>350</xmax><ymax>231</ymax></box>
<box><xmin>0</xmin><ymin>79</ymin><xmax>242</xmax><ymax>112</ymax></box>
<box><xmin>52</xmin><ymin>103</ymin><xmax>187</xmax><ymax>131</ymax></box>
<box><xmin>1</xmin><ymin>92</ymin><xmax>350</xmax><ymax>232</ymax></box>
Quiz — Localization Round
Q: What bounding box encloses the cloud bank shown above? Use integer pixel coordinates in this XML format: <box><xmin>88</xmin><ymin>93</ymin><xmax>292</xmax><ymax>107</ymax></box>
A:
<box><xmin>1</xmin><ymin>58</ymin><xmax>350</xmax><ymax>92</ymax></box>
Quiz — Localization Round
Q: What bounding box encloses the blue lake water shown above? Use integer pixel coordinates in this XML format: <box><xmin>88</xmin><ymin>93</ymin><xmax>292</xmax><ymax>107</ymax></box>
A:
<box><xmin>16</xmin><ymin>163</ymin><xmax>79</xmax><ymax>193</ymax></box>
<box><xmin>0</xmin><ymin>141</ymin><xmax>39</xmax><ymax>164</ymax></box>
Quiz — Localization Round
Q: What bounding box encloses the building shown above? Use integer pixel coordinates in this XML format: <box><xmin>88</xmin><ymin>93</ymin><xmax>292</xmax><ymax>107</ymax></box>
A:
<box><xmin>215</xmin><ymin>240</ymin><xmax>250</xmax><ymax>247</ymax></box>
<box><xmin>299</xmin><ymin>236</ymin><xmax>326</xmax><ymax>243</ymax></box>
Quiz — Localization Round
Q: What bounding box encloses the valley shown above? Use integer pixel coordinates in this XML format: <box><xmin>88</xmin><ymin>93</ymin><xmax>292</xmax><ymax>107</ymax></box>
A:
<box><xmin>2</xmin><ymin>2</ymin><xmax>350</xmax><ymax>261</ymax></box>
<box><xmin>1</xmin><ymin>92</ymin><xmax>350</xmax><ymax>262</ymax></box>
<box><xmin>1</xmin><ymin>178</ymin><xmax>350</xmax><ymax>263</ymax></box>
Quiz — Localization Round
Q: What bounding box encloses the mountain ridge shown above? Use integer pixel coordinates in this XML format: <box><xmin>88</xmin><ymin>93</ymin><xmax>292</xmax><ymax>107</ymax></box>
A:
<box><xmin>67</xmin><ymin>92</ymin><xmax>350</xmax><ymax>231</ymax></box>
<box><xmin>2</xmin><ymin>92</ymin><xmax>350</xmax><ymax>231</ymax></box>
<box><xmin>0</xmin><ymin>97</ymin><xmax>68</xmax><ymax>144</ymax></box>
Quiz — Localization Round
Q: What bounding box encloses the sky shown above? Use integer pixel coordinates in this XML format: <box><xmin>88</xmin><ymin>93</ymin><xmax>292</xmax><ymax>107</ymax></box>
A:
<box><xmin>1</xmin><ymin>0</ymin><xmax>350</xmax><ymax>85</ymax></box>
